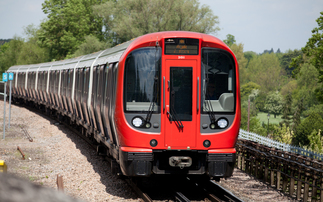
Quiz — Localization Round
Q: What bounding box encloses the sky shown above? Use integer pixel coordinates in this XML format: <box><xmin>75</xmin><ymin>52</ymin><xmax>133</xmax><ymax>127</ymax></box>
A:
<box><xmin>0</xmin><ymin>0</ymin><xmax>323</xmax><ymax>54</ymax></box>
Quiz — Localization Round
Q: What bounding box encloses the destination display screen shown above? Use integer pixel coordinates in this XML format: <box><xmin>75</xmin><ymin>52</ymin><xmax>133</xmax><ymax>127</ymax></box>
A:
<box><xmin>164</xmin><ymin>38</ymin><xmax>199</xmax><ymax>55</ymax></box>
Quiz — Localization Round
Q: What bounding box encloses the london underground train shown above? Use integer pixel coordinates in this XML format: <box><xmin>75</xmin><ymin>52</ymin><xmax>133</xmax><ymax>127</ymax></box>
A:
<box><xmin>7</xmin><ymin>31</ymin><xmax>240</xmax><ymax>179</ymax></box>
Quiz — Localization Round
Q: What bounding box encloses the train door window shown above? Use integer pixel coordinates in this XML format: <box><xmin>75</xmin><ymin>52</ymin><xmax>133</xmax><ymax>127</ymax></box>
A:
<box><xmin>50</xmin><ymin>71</ymin><xmax>54</xmax><ymax>93</ymax></box>
<box><xmin>104</xmin><ymin>64</ymin><xmax>112</xmax><ymax>108</ymax></box>
<box><xmin>201</xmin><ymin>48</ymin><xmax>235</xmax><ymax>113</ymax></box>
<box><xmin>75</xmin><ymin>69</ymin><xmax>80</xmax><ymax>101</ymax></box>
<box><xmin>31</xmin><ymin>72</ymin><xmax>34</xmax><ymax>90</ymax></box>
<box><xmin>92</xmin><ymin>67</ymin><xmax>97</xmax><ymax>103</ymax></box>
<box><xmin>53</xmin><ymin>71</ymin><xmax>58</xmax><ymax>94</ymax></box>
<box><xmin>60</xmin><ymin>70</ymin><xmax>64</xmax><ymax>96</ymax></box>
<box><xmin>82</xmin><ymin>68</ymin><xmax>89</xmax><ymax>102</ymax></box>
<box><xmin>33</xmin><ymin>72</ymin><xmax>36</xmax><ymax>90</ymax></box>
<box><xmin>112</xmin><ymin>63</ymin><xmax>119</xmax><ymax>109</ymax></box>
<box><xmin>123</xmin><ymin>47</ymin><xmax>161</xmax><ymax>112</ymax></box>
<box><xmin>68</xmin><ymin>69</ymin><xmax>72</xmax><ymax>97</ymax></box>
<box><xmin>39</xmin><ymin>72</ymin><xmax>42</xmax><ymax>90</ymax></box>
<box><xmin>64</xmin><ymin>70</ymin><xmax>67</xmax><ymax>96</ymax></box>
<box><xmin>97</xmin><ymin>65</ymin><xmax>104</xmax><ymax>104</ymax></box>
<box><xmin>78</xmin><ymin>69</ymin><xmax>83</xmax><ymax>101</ymax></box>
<box><xmin>170</xmin><ymin>67</ymin><xmax>193</xmax><ymax>121</ymax></box>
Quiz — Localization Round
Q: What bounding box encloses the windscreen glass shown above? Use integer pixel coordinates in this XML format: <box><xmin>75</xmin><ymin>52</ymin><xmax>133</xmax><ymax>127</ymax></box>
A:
<box><xmin>201</xmin><ymin>48</ymin><xmax>236</xmax><ymax>113</ymax></box>
<box><xmin>124</xmin><ymin>47</ymin><xmax>161</xmax><ymax>112</ymax></box>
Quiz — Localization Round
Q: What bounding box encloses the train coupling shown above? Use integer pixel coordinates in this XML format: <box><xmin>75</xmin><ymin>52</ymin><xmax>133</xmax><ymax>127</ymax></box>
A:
<box><xmin>169</xmin><ymin>156</ymin><xmax>192</xmax><ymax>169</ymax></box>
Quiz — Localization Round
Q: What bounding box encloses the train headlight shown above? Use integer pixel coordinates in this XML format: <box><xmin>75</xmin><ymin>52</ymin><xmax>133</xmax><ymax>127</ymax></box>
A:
<box><xmin>150</xmin><ymin>139</ymin><xmax>158</xmax><ymax>147</ymax></box>
<box><xmin>217</xmin><ymin>119</ymin><xmax>228</xmax><ymax>129</ymax></box>
<box><xmin>203</xmin><ymin>140</ymin><xmax>211</xmax><ymax>148</ymax></box>
<box><xmin>132</xmin><ymin>117</ymin><xmax>143</xmax><ymax>128</ymax></box>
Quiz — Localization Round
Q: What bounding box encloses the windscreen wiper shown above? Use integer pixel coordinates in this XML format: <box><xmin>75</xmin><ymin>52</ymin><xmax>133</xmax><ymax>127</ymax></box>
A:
<box><xmin>167</xmin><ymin>89</ymin><xmax>184</xmax><ymax>129</ymax></box>
<box><xmin>204</xmin><ymin>78</ymin><xmax>216</xmax><ymax>124</ymax></box>
<box><xmin>145</xmin><ymin>76</ymin><xmax>158</xmax><ymax>123</ymax></box>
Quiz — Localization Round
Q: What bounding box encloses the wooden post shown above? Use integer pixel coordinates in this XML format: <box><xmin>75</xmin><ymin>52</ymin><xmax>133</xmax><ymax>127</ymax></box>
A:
<box><xmin>282</xmin><ymin>152</ymin><xmax>288</xmax><ymax>193</ymax></box>
<box><xmin>312</xmin><ymin>177</ymin><xmax>317</xmax><ymax>202</ymax></box>
<box><xmin>297</xmin><ymin>169</ymin><xmax>302</xmax><ymax>200</ymax></box>
<box><xmin>242</xmin><ymin>155</ymin><xmax>245</xmax><ymax>171</ymax></box>
<box><xmin>303</xmin><ymin>176</ymin><xmax>309</xmax><ymax>202</ymax></box>
<box><xmin>289</xmin><ymin>170</ymin><xmax>295</xmax><ymax>197</ymax></box>
<box><xmin>57</xmin><ymin>174</ymin><xmax>64</xmax><ymax>191</ymax></box>
<box><xmin>276</xmin><ymin>171</ymin><xmax>281</xmax><ymax>190</ymax></box>
<box><xmin>264</xmin><ymin>159</ymin><xmax>268</xmax><ymax>183</ymax></box>
<box><xmin>320</xmin><ymin>176</ymin><xmax>323</xmax><ymax>202</ymax></box>
<box><xmin>271</xmin><ymin>169</ymin><xmax>275</xmax><ymax>187</ymax></box>
<box><xmin>237</xmin><ymin>154</ymin><xmax>241</xmax><ymax>169</ymax></box>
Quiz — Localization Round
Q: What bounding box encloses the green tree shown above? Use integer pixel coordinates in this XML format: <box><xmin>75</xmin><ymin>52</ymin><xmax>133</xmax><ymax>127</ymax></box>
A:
<box><xmin>304</xmin><ymin>104</ymin><xmax>323</xmax><ymax>119</ymax></box>
<box><xmin>292</xmin><ymin>97</ymin><xmax>304</xmax><ymax>131</ymax></box>
<box><xmin>17</xmin><ymin>24</ymin><xmax>50</xmax><ymax>65</ymax></box>
<box><xmin>247</xmin><ymin>53</ymin><xmax>286</xmax><ymax>93</ymax></box>
<box><xmin>230</xmin><ymin>43</ymin><xmax>248</xmax><ymax>70</ymax></box>
<box><xmin>0</xmin><ymin>37</ymin><xmax>24</xmax><ymax>73</ymax></box>
<box><xmin>273</xmin><ymin>124</ymin><xmax>293</xmax><ymax>144</ymax></box>
<box><xmin>244</xmin><ymin>51</ymin><xmax>257</xmax><ymax>69</ymax></box>
<box><xmin>280</xmin><ymin>92</ymin><xmax>292</xmax><ymax>126</ymax></box>
<box><xmin>264</xmin><ymin>91</ymin><xmax>283</xmax><ymax>118</ymax></box>
<box><xmin>223</xmin><ymin>34</ymin><xmax>236</xmax><ymax>46</ymax></box>
<box><xmin>294</xmin><ymin>63</ymin><xmax>319</xmax><ymax>109</ymax></box>
<box><xmin>279</xmin><ymin>49</ymin><xmax>302</xmax><ymax>76</ymax></box>
<box><xmin>38</xmin><ymin>0</ymin><xmax>108</xmax><ymax>60</ymax></box>
<box><xmin>254</xmin><ymin>91</ymin><xmax>267</xmax><ymax>112</ymax></box>
<box><xmin>94</xmin><ymin>0</ymin><xmax>219</xmax><ymax>43</ymax></box>
<box><xmin>240</xmin><ymin>81</ymin><xmax>260</xmax><ymax>99</ymax></box>
<box><xmin>291</xmin><ymin>12</ymin><xmax>323</xmax><ymax>102</ymax></box>
<box><xmin>69</xmin><ymin>35</ymin><xmax>110</xmax><ymax>58</ymax></box>
<box><xmin>294</xmin><ymin>112</ymin><xmax>323</xmax><ymax>146</ymax></box>
<box><xmin>306</xmin><ymin>129</ymin><xmax>323</xmax><ymax>153</ymax></box>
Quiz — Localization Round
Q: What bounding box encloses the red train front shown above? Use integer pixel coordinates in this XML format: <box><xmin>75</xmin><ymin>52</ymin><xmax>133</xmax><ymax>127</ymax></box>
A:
<box><xmin>115</xmin><ymin>31</ymin><xmax>240</xmax><ymax>178</ymax></box>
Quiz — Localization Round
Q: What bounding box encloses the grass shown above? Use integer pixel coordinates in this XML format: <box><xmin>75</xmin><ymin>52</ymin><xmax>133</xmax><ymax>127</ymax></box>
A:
<box><xmin>257</xmin><ymin>112</ymin><xmax>283</xmax><ymax>125</ymax></box>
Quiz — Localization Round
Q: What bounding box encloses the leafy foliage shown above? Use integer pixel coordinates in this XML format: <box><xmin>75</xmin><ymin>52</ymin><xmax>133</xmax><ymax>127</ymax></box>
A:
<box><xmin>240</xmin><ymin>82</ymin><xmax>260</xmax><ymax>99</ymax></box>
<box><xmin>305</xmin><ymin>129</ymin><xmax>323</xmax><ymax>153</ymax></box>
<box><xmin>223</xmin><ymin>34</ymin><xmax>236</xmax><ymax>46</ymax></box>
<box><xmin>264</xmin><ymin>91</ymin><xmax>283</xmax><ymax>118</ymax></box>
<box><xmin>291</xmin><ymin>12</ymin><xmax>323</xmax><ymax>102</ymax></box>
<box><xmin>38</xmin><ymin>0</ymin><xmax>108</xmax><ymax>60</ymax></box>
<box><xmin>293</xmin><ymin>112</ymin><xmax>323</xmax><ymax>146</ymax></box>
<box><xmin>273</xmin><ymin>124</ymin><xmax>293</xmax><ymax>145</ymax></box>
<box><xmin>280</xmin><ymin>92</ymin><xmax>292</xmax><ymax>126</ymax></box>
<box><xmin>68</xmin><ymin>35</ymin><xmax>109</xmax><ymax>58</ymax></box>
<box><xmin>93</xmin><ymin>0</ymin><xmax>220</xmax><ymax>43</ymax></box>
<box><xmin>245</xmin><ymin>53</ymin><xmax>286</xmax><ymax>92</ymax></box>
<box><xmin>279</xmin><ymin>49</ymin><xmax>302</xmax><ymax>76</ymax></box>
<box><xmin>0</xmin><ymin>37</ymin><xmax>24</xmax><ymax>73</ymax></box>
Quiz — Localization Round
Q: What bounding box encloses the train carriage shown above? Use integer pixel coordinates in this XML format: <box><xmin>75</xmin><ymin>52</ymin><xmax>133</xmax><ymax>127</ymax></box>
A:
<box><xmin>7</xmin><ymin>31</ymin><xmax>240</xmax><ymax>179</ymax></box>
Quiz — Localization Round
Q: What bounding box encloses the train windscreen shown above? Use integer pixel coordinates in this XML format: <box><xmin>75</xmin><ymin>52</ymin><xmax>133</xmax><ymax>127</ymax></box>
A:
<box><xmin>201</xmin><ymin>48</ymin><xmax>236</xmax><ymax>113</ymax></box>
<box><xmin>124</xmin><ymin>47</ymin><xmax>161</xmax><ymax>113</ymax></box>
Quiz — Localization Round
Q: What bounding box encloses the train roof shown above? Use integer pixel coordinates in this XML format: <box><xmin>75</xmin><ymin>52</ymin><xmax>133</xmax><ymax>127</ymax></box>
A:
<box><xmin>7</xmin><ymin>31</ymin><xmax>231</xmax><ymax>73</ymax></box>
<box><xmin>7</xmin><ymin>39</ymin><xmax>135</xmax><ymax>73</ymax></box>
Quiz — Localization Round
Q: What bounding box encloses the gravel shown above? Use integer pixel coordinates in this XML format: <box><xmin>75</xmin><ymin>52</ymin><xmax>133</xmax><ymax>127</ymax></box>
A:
<box><xmin>0</xmin><ymin>100</ymin><xmax>297</xmax><ymax>201</ymax></box>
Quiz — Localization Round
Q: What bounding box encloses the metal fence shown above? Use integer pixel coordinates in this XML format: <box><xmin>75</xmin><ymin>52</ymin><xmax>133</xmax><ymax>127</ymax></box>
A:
<box><xmin>238</xmin><ymin>129</ymin><xmax>323</xmax><ymax>161</ymax></box>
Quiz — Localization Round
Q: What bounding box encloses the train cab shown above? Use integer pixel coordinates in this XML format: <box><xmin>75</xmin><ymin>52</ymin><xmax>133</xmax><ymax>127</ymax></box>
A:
<box><xmin>115</xmin><ymin>31</ymin><xmax>240</xmax><ymax>178</ymax></box>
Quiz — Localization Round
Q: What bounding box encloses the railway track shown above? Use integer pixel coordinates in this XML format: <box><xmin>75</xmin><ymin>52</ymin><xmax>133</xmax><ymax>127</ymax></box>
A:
<box><xmin>17</xmin><ymin>102</ymin><xmax>243</xmax><ymax>202</ymax></box>
<box><xmin>127</xmin><ymin>175</ymin><xmax>243</xmax><ymax>202</ymax></box>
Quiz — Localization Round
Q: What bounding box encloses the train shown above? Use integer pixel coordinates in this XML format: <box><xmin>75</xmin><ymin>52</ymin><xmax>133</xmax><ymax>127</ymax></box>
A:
<box><xmin>7</xmin><ymin>31</ymin><xmax>241</xmax><ymax>179</ymax></box>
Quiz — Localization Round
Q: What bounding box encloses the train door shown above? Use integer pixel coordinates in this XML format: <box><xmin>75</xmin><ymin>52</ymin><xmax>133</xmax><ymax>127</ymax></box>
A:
<box><xmin>164</xmin><ymin>59</ymin><xmax>198</xmax><ymax>149</ymax></box>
